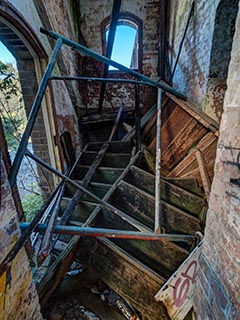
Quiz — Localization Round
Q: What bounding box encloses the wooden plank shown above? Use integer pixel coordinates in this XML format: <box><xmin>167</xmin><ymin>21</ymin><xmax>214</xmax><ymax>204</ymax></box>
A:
<box><xmin>167</xmin><ymin>132</ymin><xmax>217</xmax><ymax>184</ymax></box>
<box><xmin>59</xmin><ymin>143</ymin><xmax>109</xmax><ymax>226</ymax></box>
<box><xmin>65</xmin><ymin>181</ymin><xmax>111</xmax><ymax>200</ymax></box>
<box><xmin>61</xmin><ymin>198</ymin><xmax>97</xmax><ymax>223</ymax></box>
<box><xmin>142</xmin><ymin>99</ymin><xmax>176</xmax><ymax>145</ymax></box>
<box><xmin>108</xmin><ymin>180</ymin><xmax>202</xmax><ymax>232</ymax></box>
<box><xmin>122</xmin><ymin>104</ymin><xmax>156</xmax><ymax>141</ymax></box>
<box><xmin>124</xmin><ymin>165</ymin><xmax>206</xmax><ymax>216</ymax></box>
<box><xmin>80</xmin><ymin>151</ymin><xmax>131</xmax><ymax>168</ymax></box>
<box><xmin>160</xmin><ymin>105</ymin><xmax>192</xmax><ymax>151</ymax></box>
<box><xmin>155</xmin><ymin>242</ymin><xmax>203</xmax><ymax>320</ymax></box>
<box><xmin>161</xmin><ymin>118</ymin><xmax>208</xmax><ymax>171</ymax></box>
<box><xmin>165</xmin><ymin>92</ymin><xmax>219</xmax><ymax>132</ymax></box>
<box><xmin>92</xmin><ymin>209</ymin><xmax>189</xmax><ymax>279</ymax></box>
<box><xmin>37</xmin><ymin>152</ymin><xmax>142</xmax><ymax>303</ymax></box>
<box><xmin>196</xmin><ymin>150</ymin><xmax>211</xmax><ymax>198</ymax></box>
<box><xmin>74</xmin><ymin>165</ymin><xmax>124</xmax><ymax>184</ymax></box>
<box><xmin>86</xmin><ymin>140</ymin><xmax>133</xmax><ymax>153</ymax></box>
<box><xmin>77</xmin><ymin>237</ymin><xmax>170</xmax><ymax>320</ymax></box>
<box><xmin>163</xmin><ymin>177</ymin><xmax>203</xmax><ymax>196</ymax></box>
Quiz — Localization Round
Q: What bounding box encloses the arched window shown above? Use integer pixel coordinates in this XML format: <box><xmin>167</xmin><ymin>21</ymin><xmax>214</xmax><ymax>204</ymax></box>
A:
<box><xmin>102</xmin><ymin>13</ymin><xmax>143</xmax><ymax>71</ymax></box>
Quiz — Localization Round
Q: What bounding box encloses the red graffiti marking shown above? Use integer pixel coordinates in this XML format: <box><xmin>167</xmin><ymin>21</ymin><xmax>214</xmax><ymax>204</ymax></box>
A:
<box><xmin>173</xmin><ymin>260</ymin><xmax>198</xmax><ymax>308</ymax></box>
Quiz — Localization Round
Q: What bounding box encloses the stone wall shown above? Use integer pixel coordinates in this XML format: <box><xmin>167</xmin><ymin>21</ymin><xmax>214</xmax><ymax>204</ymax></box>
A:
<box><xmin>0</xmin><ymin>157</ymin><xmax>43</xmax><ymax>320</ymax></box>
<box><xmin>194</xmin><ymin>4</ymin><xmax>240</xmax><ymax>319</ymax></box>
<box><xmin>79</xmin><ymin>0</ymin><xmax>160</xmax><ymax>111</ymax></box>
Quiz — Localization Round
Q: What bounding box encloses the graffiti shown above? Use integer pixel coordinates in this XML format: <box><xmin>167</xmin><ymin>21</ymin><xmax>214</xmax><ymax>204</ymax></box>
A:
<box><xmin>173</xmin><ymin>260</ymin><xmax>198</xmax><ymax>308</ymax></box>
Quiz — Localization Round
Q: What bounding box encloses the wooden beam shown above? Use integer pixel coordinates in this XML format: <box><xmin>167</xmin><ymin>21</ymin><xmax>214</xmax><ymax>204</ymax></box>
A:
<box><xmin>196</xmin><ymin>149</ymin><xmax>211</xmax><ymax>198</ymax></box>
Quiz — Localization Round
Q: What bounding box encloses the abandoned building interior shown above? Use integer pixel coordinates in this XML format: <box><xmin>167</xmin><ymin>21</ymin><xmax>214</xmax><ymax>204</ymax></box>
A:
<box><xmin>0</xmin><ymin>0</ymin><xmax>240</xmax><ymax>319</ymax></box>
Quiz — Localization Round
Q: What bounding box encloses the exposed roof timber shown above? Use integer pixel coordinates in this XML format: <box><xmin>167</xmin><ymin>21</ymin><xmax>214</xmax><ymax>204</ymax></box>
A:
<box><xmin>98</xmin><ymin>0</ymin><xmax>122</xmax><ymax>113</ymax></box>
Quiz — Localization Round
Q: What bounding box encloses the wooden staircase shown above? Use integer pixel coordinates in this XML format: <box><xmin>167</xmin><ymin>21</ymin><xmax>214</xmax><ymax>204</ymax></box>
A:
<box><xmin>36</xmin><ymin>93</ymin><xmax>218</xmax><ymax>320</ymax></box>
<box><xmin>36</xmin><ymin>138</ymin><xmax>207</xmax><ymax>320</ymax></box>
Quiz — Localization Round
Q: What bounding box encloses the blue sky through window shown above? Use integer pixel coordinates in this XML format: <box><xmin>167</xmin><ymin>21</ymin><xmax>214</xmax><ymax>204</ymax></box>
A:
<box><xmin>106</xmin><ymin>25</ymin><xmax>137</xmax><ymax>70</ymax></box>
<box><xmin>0</xmin><ymin>41</ymin><xmax>16</xmax><ymax>68</ymax></box>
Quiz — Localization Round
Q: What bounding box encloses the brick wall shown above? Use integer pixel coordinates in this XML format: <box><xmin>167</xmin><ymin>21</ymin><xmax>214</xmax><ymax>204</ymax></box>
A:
<box><xmin>0</xmin><ymin>157</ymin><xmax>42</xmax><ymax>320</ymax></box>
<box><xmin>194</xmin><ymin>3</ymin><xmax>240</xmax><ymax>319</ymax></box>
<box><xmin>17</xmin><ymin>58</ymin><xmax>54</xmax><ymax>194</ymax></box>
<box><xmin>79</xmin><ymin>0</ymin><xmax>160</xmax><ymax>111</ymax></box>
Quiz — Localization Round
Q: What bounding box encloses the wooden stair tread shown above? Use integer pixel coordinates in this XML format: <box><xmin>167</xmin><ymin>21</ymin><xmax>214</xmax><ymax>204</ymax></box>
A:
<box><xmin>65</xmin><ymin>180</ymin><xmax>111</xmax><ymax>200</ymax></box>
<box><xmin>74</xmin><ymin>165</ymin><xmax>124</xmax><ymax>184</ymax></box>
<box><xmin>77</xmin><ymin>237</ymin><xmax>170</xmax><ymax>320</ymax></box>
<box><xmin>124</xmin><ymin>165</ymin><xmax>206</xmax><ymax>217</ymax></box>
<box><xmin>108</xmin><ymin>180</ymin><xmax>202</xmax><ymax>234</ymax></box>
<box><xmin>86</xmin><ymin>140</ymin><xmax>133</xmax><ymax>153</ymax></box>
<box><xmin>80</xmin><ymin>151</ymin><xmax>131</xmax><ymax>168</ymax></box>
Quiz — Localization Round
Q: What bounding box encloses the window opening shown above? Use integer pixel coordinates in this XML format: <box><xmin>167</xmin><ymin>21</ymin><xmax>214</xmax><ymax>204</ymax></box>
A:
<box><xmin>0</xmin><ymin>41</ymin><xmax>43</xmax><ymax>221</ymax></box>
<box><xmin>102</xmin><ymin>14</ymin><xmax>142</xmax><ymax>71</ymax></box>
<box><xmin>106</xmin><ymin>21</ymin><xmax>138</xmax><ymax>70</ymax></box>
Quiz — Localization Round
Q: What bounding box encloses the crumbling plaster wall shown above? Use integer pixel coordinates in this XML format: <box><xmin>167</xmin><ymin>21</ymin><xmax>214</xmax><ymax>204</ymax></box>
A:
<box><xmin>0</xmin><ymin>157</ymin><xmax>43</xmax><ymax>320</ymax></box>
<box><xmin>168</xmin><ymin>0</ymin><xmax>221</xmax><ymax>118</ymax></box>
<box><xmin>194</xmin><ymin>5</ymin><xmax>240</xmax><ymax>319</ymax></box>
<box><xmin>79</xmin><ymin>0</ymin><xmax>160</xmax><ymax>111</ymax></box>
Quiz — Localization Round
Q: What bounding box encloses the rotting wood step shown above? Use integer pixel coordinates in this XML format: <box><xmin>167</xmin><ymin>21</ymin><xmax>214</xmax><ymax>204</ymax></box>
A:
<box><xmin>123</xmin><ymin>165</ymin><xmax>206</xmax><ymax>219</ymax></box>
<box><xmin>107</xmin><ymin>180</ymin><xmax>202</xmax><ymax>235</ymax></box>
<box><xmin>91</xmin><ymin>207</ymin><xmax>189</xmax><ymax>279</ymax></box>
<box><xmin>73</xmin><ymin>165</ymin><xmax>124</xmax><ymax>184</ymax></box>
<box><xmin>65</xmin><ymin>181</ymin><xmax>111</xmax><ymax>200</ymax></box>
<box><xmin>85</xmin><ymin>140</ymin><xmax>133</xmax><ymax>153</ymax></box>
<box><xmin>61</xmin><ymin>197</ymin><xmax>97</xmax><ymax>223</ymax></box>
<box><xmin>76</xmin><ymin>236</ymin><xmax>170</xmax><ymax>320</ymax></box>
<box><xmin>80</xmin><ymin>151</ymin><xmax>131</xmax><ymax>168</ymax></box>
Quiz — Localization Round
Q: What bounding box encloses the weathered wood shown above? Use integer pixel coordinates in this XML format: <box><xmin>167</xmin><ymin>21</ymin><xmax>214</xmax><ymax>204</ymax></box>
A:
<box><xmin>65</xmin><ymin>181</ymin><xmax>111</xmax><ymax>200</ymax></box>
<box><xmin>160</xmin><ymin>105</ymin><xmax>192</xmax><ymax>151</ymax></box>
<box><xmin>80</xmin><ymin>151</ymin><xmax>131</xmax><ymax>168</ymax></box>
<box><xmin>155</xmin><ymin>242</ymin><xmax>203</xmax><ymax>320</ymax></box>
<box><xmin>86</xmin><ymin>140</ymin><xmax>133</xmax><ymax>153</ymax></box>
<box><xmin>196</xmin><ymin>150</ymin><xmax>211</xmax><ymax>198</ymax></box>
<box><xmin>79</xmin><ymin>109</ymin><xmax>135</xmax><ymax>125</ymax></box>
<box><xmin>124</xmin><ymin>165</ymin><xmax>206</xmax><ymax>217</ymax></box>
<box><xmin>163</xmin><ymin>177</ymin><xmax>203</xmax><ymax>196</ymax></box>
<box><xmin>135</xmin><ymin>84</ymin><xmax>141</xmax><ymax>152</ymax></box>
<box><xmin>142</xmin><ymin>98</ymin><xmax>175</xmax><ymax>145</ymax></box>
<box><xmin>92</xmin><ymin>208</ymin><xmax>189</xmax><ymax>278</ymax></box>
<box><xmin>165</xmin><ymin>92</ymin><xmax>219</xmax><ymax>132</ymax></box>
<box><xmin>167</xmin><ymin>132</ymin><xmax>217</xmax><ymax>186</ymax></box>
<box><xmin>108</xmin><ymin>180</ymin><xmax>202</xmax><ymax>233</ymax></box>
<box><xmin>143</xmin><ymin>148</ymin><xmax>156</xmax><ymax>173</ymax></box>
<box><xmin>60</xmin><ymin>143</ymin><xmax>109</xmax><ymax>226</ymax></box>
<box><xmin>161</xmin><ymin>118</ymin><xmax>208</xmax><ymax>171</ymax></box>
<box><xmin>123</xmin><ymin>104</ymin><xmax>156</xmax><ymax>141</ymax></box>
<box><xmin>77</xmin><ymin>237</ymin><xmax>170</xmax><ymax>320</ymax></box>
<box><xmin>61</xmin><ymin>198</ymin><xmax>97</xmax><ymax>223</ymax></box>
<box><xmin>37</xmin><ymin>152</ymin><xmax>141</xmax><ymax>304</ymax></box>
<box><xmin>74</xmin><ymin>165</ymin><xmax>124</xmax><ymax>184</ymax></box>
<box><xmin>108</xmin><ymin>104</ymin><xmax>124</xmax><ymax>142</ymax></box>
